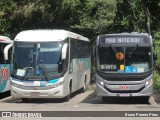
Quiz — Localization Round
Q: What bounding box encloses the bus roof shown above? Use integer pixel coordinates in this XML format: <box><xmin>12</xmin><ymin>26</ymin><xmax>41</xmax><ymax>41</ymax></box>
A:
<box><xmin>98</xmin><ymin>32</ymin><xmax>151</xmax><ymax>37</ymax></box>
<box><xmin>14</xmin><ymin>29</ymin><xmax>89</xmax><ymax>42</ymax></box>
<box><xmin>0</xmin><ymin>35</ymin><xmax>13</xmax><ymax>44</ymax></box>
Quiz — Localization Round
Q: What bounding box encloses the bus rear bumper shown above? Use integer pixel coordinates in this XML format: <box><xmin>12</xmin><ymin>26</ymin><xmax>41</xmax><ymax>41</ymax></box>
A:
<box><xmin>96</xmin><ymin>83</ymin><xmax>153</xmax><ymax>97</ymax></box>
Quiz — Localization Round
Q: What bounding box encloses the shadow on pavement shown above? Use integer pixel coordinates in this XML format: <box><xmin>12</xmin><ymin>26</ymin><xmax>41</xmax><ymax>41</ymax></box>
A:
<box><xmin>0</xmin><ymin>91</ymin><xmax>10</xmax><ymax>99</ymax></box>
<box><xmin>10</xmin><ymin>89</ymin><xmax>84</xmax><ymax>104</ymax></box>
<box><xmin>1</xmin><ymin>89</ymin><xmax>153</xmax><ymax>105</ymax></box>
<box><xmin>81</xmin><ymin>91</ymin><xmax>151</xmax><ymax>105</ymax></box>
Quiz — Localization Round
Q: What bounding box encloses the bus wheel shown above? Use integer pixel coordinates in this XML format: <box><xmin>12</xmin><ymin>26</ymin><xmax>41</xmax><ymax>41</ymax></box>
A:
<box><xmin>22</xmin><ymin>98</ymin><xmax>29</xmax><ymax>103</ymax></box>
<box><xmin>64</xmin><ymin>84</ymin><xmax>71</xmax><ymax>102</ymax></box>
<box><xmin>81</xmin><ymin>77</ymin><xmax>87</xmax><ymax>93</ymax></box>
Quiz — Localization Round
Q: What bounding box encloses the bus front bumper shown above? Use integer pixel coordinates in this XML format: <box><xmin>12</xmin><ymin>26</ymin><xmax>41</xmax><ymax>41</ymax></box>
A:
<box><xmin>96</xmin><ymin>83</ymin><xmax>153</xmax><ymax>97</ymax></box>
<box><xmin>11</xmin><ymin>85</ymin><xmax>66</xmax><ymax>99</ymax></box>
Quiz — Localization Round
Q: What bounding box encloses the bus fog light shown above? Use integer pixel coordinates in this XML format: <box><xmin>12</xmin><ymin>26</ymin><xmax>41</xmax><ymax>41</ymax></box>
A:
<box><xmin>54</xmin><ymin>90</ymin><xmax>60</xmax><ymax>95</ymax></box>
<box><xmin>12</xmin><ymin>90</ymin><xmax>17</xmax><ymax>95</ymax></box>
<box><xmin>145</xmin><ymin>79</ymin><xmax>152</xmax><ymax>87</ymax></box>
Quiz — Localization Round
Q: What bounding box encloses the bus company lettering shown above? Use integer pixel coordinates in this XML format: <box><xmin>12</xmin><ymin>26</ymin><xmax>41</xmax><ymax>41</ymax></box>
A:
<box><xmin>0</xmin><ymin>66</ymin><xmax>8</xmax><ymax>81</ymax></box>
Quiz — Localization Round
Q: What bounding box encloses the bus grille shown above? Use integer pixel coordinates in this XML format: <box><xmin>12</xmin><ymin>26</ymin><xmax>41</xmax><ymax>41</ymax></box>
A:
<box><xmin>104</xmin><ymin>86</ymin><xmax>145</xmax><ymax>93</ymax></box>
<box><xmin>12</xmin><ymin>84</ymin><xmax>54</xmax><ymax>90</ymax></box>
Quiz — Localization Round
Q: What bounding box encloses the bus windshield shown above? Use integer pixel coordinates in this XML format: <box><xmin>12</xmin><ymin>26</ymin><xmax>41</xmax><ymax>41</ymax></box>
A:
<box><xmin>97</xmin><ymin>46</ymin><xmax>152</xmax><ymax>73</ymax></box>
<box><xmin>12</xmin><ymin>42</ymin><xmax>63</xmax><ymax>78</ymax></box>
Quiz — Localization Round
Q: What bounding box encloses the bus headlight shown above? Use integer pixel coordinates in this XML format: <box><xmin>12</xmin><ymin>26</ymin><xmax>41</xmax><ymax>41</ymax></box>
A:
<box><xmin>145</xmin><ymin>79</ymin><xmax>152</xmax><ymax>87</ymax></box>
<box><xmin>11</xmin><ymin>82</ymin><xmax>21</xmax><ymax>88</ymax></box>
<box><xmin>96</xmin><ymin>78</ymin><xmax>104</xmax><ymax>87</ymax></box>
<box><xmin>51</xmin><ymin>80</ymin><xmax>64</xmax><ymax>88</ymax></box>
<box><xmin>11</xmin><ymin>82</ymin><xmax>18</xmax><ymax>87</ymax></box>
<box><xmin>100</xmin><ymin>82</ymin><xmax>104</xmax><ymax>86</ymax></box>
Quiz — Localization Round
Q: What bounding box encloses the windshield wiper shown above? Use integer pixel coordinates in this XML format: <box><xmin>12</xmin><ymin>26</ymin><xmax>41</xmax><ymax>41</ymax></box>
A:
<box><xmin>14</xmin><ymin>58</ymin><xmax>21</xmax><ymax>69</ymax></box>
<box><xmin>129</xmin><ymin>44</ymin><xmax>139</xmax><ymax>59</ymax></box>
<box><xmin>109</xmin><ymin>45</ymin><xmax>117</xmax><ymax>54</ymax></box>
<box><xmin>22</xmin><ymin>67</ymin><xmax>34</xmax><ymax>80</ymax></box>
<box><xmin>38</xmin><ymin>60</ymin><xmax>48</xmax><ymax>80</ymax></box>
<box><xmin>21</xmin><ymin>61</ymin><xmax>35</xmax><ymax>80</ymax></box>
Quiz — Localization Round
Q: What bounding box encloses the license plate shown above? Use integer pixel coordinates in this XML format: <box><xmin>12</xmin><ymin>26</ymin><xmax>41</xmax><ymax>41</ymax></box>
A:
<box><xmin>118</xmin><ymin>94</ymin><xmax>130</xmax><ymax>97</ymax></box>
<box><xmin>23</xmin><ymin>81</ymin><xmax>40</xmax><ymax>86</ymax></box>
<box><xmin>34</xmin><ymin>81</ymin><xmax>40</xmax><ymax>86</ymax></box>
<box><xmin>120</xmin><ymin>85</ymin><xmax>129</xmax><ymax>90</ymax></box>
<box><xmin>30</xmin><ymin>92</ymin><xmax>40</xmax><ymax>96</ymax></box>
<box><xmin>23</xmin><ymin>82</ymin><xmax>34</xmax><ymax>86</ymax></box>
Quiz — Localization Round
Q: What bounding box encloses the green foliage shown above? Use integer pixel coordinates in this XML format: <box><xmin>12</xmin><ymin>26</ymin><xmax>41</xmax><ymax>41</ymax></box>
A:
<box><xmin>72</xmin><ymin>0</ymin><xmax>116</xmax><ymax>42</ymax></box>
<box><xmin>153</xmin><ymin>71</ymin><xmax>160</xmax><ymax>89</ymax></box>
<box><xmin>154</xmin><ymin>31</ymin><xmax>160</xmax><ymax>68</ymax></box>
<box><xmin>0</xmin><ymin>0</ymin><xmax>116</xmax><ymax>41</ymax></box>
<box><xmin>113</xmin><ymin>0</ymin><xmax>160</xmax><ymax>34</ymax></box>
<box><xmin>153</xmin><ymin>31</ymin><xmax>160</xmax><ymax>89</ymax></box>
<box><xmin>0</xmin><ymin>0</ymin><xmax>16</xmax><ymax>36</ymax></box>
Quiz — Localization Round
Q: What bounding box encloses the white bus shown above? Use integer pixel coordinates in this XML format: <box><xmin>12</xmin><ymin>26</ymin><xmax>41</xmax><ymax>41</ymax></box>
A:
<box><xmin>0</xmin><ymin>35</ymin><xmax>13</xmax><ymax>93</ymax></box>
<box><xmin>10</xmin><ymin>30</ymin><xmax>91</xmax><ymax>101</ymax></box>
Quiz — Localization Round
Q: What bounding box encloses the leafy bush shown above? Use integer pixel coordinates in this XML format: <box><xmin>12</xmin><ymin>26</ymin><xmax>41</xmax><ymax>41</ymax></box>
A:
<box><xmin>153</xmin><ymin>71</ymin><xmax>160</xmax><ymax>89</ymax></box>
<box><xmin>153</xmin><ymin>31</ymin><xmax>160</xmax><ymax>89</ymax></box>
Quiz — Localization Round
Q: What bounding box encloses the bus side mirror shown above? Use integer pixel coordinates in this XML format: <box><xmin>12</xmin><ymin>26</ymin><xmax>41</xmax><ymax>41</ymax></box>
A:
<box><xmin>4</xmin><ymin>44</ymin><xmax>13</xmax><ymax>60</ymax></box>
<box><xmin>153</xmin><ymin>53</ymin><xmax>157</xmax><ymax>61</ymax></box>
<box><xmin>61</xmin><ymin>43</ymin><xmax>68</xmax><ymax>60</ymax></box>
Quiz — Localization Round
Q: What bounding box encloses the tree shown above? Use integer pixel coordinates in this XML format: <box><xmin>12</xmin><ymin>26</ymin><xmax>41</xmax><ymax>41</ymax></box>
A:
<box><xmin>1</xmin><ymin>0</ymin><xmax>117</xmax><ymax>41</ymax></box>
<box><xmin>0</xmin><ymin>0</ymin><xmax>16</xmax><ymax>37</ymax></box>
<box><xmin>113</xmin><ymin>0</ymin><xmax>160</xmax><ymax>35</ymax></box>
<box><xmin>71</xmin><ymin>0</ymin><xmax>116</xmax><ymax>42</ymax></box>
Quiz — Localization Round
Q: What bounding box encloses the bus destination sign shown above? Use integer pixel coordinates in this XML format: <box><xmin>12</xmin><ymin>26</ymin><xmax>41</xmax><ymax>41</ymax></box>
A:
<box><xmin>100</xmin><ymin>37</ymin><xmax>148</xmax><ymax>44</ymax></box>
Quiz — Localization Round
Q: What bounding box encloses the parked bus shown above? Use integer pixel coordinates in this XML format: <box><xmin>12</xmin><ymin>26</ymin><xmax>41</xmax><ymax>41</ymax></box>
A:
<box><xmin>0</xmin><ymin>35</ymin><xmax>13</xmax><ymax>93</ymax></box>
<box><xmin>10</xmin><ymin>30</ymin><xmax>91</xmax><ymax>101</ymax></box>
<box><xmin>95</xmin><ymin>32</ymin><xmax>155</xmax><ymax>102</ymax></box>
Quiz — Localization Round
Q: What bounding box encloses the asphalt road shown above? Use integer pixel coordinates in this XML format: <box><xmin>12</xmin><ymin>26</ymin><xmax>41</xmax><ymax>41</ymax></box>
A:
<box><xmin>0</xmin><ymin>90</ymin><xmax>160</xmax><ymax>120</ymax></box>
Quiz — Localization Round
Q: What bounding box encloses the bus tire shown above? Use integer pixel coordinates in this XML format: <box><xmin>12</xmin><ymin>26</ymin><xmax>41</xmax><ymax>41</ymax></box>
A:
<box><xmin>81</xmin><ymin>76</ymin><xmax>87</xmax><ymax>93</ymax></box>
<box><xmin>64</xmin><ymin>82</ymin><xmax>71</xmax><ymax>102</ymax></box>
<box><xmin>22</xmin><ymin>98</ymin><xmax>29</xmax><ymax>103</ymax></box>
